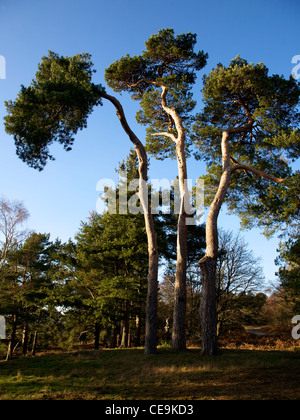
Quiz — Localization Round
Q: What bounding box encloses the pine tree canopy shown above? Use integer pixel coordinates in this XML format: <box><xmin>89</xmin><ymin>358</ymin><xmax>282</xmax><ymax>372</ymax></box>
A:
<box><xmin>105</xmin><ymin>28</ymin><xmax>208</xmax><ymax>160</ymax></box>
<box><xmin>4</xmin><ymin>51</ymin><xmax>104</xmax><ymax>170</ymax></box>
<box><xmin>105</xmin><ymin>28</ymin><xmax>208</xmax><ymax>95</ymax></box>
<box><xmin>193</xmin><ymin>56</ymin><xmax>300</xmax><ymax>235</ymax></box>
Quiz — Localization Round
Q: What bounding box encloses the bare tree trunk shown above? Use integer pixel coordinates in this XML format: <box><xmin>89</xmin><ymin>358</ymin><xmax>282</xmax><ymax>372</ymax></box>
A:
<box><xmin>127</xmin><ymin>331</ymin><xmax>131</xmax><ymax>348</ymax></box>
<box><xmin>94</xmin><ymin>322</ymin><xmax>101</xmax><ymax>350</ymax></box>
<box><xmin>6</xmin><ymin>342</ymin><xmax>12</xmax><ymax>361</ymax></box>
<box><xmin>31</xmin><ymin>330</ymin><xmax>38</xmax><ymax>356</ymax></box>
<box><xmin>6</xmin><ymin>314</ymin><xmax>17</xmax><ymax>361</ymax></box>
<box><xmin>102</xmin><ymin>93</ymin><xmax>159</xmax><ymax>355</ymax></box>
<box><xmin>22</xmin><ymin>321</ymin><xmax>29</xmax><ymax>355</ymax></box>
<box><xmin>144</xmin><ymin>246</ymin><xmax>158</xmax><ymax>354</ymax></box>
<box><xmin>110</xmin><ymin>325</ymin><xmax>117</xmax><ymax>348</ymax></box>
<box><xmin>134</xmin><ymin>314</ymin><xmax>141</xmax><ymax>347</ymax></box>
<box><xmin>120</xmin><ymin>322</ymin><xmax>126</xmax><ymax>348</ymax></box>
<box><xmin>172</xmin><ymin>209</ymin><xmax>188</xmax><ymax>351</ymax></box>
<box><xmin>198</xmin><ymin>131</ymin><xmax>231</xmax><ymax>355</ymax></box>
<box><xmin>120</xmin><ymin>317</ymin><xmax>129</xmax><ymax>348</ymax></box>
<box><xmin>156</xmin><ymin>87</ymin><xmax>189</xmax><ymax>352</ymax></box>
<box><xmin>199</xmin><ymin>257</ymin><xmax>219</xmax><ymax>355</ymax></box>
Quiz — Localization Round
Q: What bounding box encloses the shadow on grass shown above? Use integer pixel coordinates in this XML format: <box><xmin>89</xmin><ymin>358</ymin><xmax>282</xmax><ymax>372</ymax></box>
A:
<box><xmin>0</xmin><ymin>347</ymin><xmax>299</xmax><ymax>400</ymax></box>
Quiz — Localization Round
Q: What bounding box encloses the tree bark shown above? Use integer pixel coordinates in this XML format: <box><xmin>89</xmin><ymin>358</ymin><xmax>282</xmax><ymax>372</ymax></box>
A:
<box><xmin>134</xmin><ymin>314</ymin><xmax>141</xmax><ymax>347</ymax></box>
<box><xmin>94</xmin><ymin>322</ymin><xmax>101</xmax><ymax>350</ymax></box>
<box><xmin>22</xmin><ymin>321</ymin><xmax>29</xmax><ymax>355</ymax></box>
<box><xmin>120</xmin><ymin>321</ymin><xmax>127</xmax><ymax>348</ymax></box>
<box><xmin>127</xmin><ymin>331</ymin><xmax>131</xmax><ymax>348</ymax></box>
<box><xmin>6</xmin><ymin>314</ymin><xmax>17</xmax><ymax>361</ymax></box>
<box><xmin>198</xmin><ymin>131</ymin><xmax>231</xmax><ymax>355</ymax></box>
<box><xmin>159</xmin><ymin>87</ymin><xmax>189</xmax><ymax>351</ymax></box>
<box><xmin>102</xmin><ymin>93</ymin><xmax>159</xmax><ymax>355</ymax></box>
<box><xmin>120</xmin><ymin>316</ymin><xmax>129</xmax><ymax>348</ymax></box>
<box><xmin>199</xmin><ymin>256</ymin><xmax>219</xmax><ymax>355</ymax></box>
<box><xmin>110</xmin><ymin>325</ymin><xmax>117</xmax><ymax>348</ymax></box>
<box><xmin>172</xmin><ymin>177</ymin><xmax>188</xmax><ymax>350</ymax></box>
<box><xmin>31</xmin><ymin>330</ymin><xmax>38</xmax><ymax>356</ymax></box>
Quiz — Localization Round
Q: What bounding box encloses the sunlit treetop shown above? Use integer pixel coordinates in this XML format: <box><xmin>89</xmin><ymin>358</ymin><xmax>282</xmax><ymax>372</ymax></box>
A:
<box><xmin>194</xmin><ymin>56</ymin><xmax>300</xmax><ymax>164</ymax></box>
<box><xmin>105</xmin><ymin>28</ymin><xmax>208</xmax><ymax>97</ymax></box>
<box><xmin>105</xmin><ymin>29</ymin><xmax>208</xmax><ymax>159</ymax></box>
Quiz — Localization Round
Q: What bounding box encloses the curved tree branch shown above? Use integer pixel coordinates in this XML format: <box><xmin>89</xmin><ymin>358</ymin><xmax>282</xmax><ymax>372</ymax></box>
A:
<box><xmin>151</xmin><ymin>131</ymin><xmax>177</xmax><ymax>143</ymax></box>
<box><xmin>230</xmin><ymin>162</ymin><xmax>285</xmax><ymax>184</ymax></box>
<box><xmin>101</xmin><ymin>92</ymin><xmax>147</xmax><ymax>177</ymax></box>
<box><xmin>230</xmin><ymin>156</ymin><xmax>253</xmax><ymax>178</ymax></box>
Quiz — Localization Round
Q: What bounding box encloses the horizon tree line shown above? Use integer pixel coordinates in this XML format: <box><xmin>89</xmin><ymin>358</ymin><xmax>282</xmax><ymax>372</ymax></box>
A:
<box><xmin>1</xmin><ymin>192</ymin><xmax>278</xmax><ymax>360</ymax></box>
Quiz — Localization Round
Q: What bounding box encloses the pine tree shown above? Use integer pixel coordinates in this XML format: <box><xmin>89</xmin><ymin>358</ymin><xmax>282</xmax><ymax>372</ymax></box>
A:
<box><xmin>193</xmin><ymin>56</ymin><xmax>300</xmax><ymax>355</ymax></box>
<box><xmin>105</xmin><ymin>28</ymin><xmax>208</xmax><ymax>350</ymax></box>
<box><xmin>4</xmin><ymin>50</ymin><xmax>159</xmax><ymax>354</ymax></box>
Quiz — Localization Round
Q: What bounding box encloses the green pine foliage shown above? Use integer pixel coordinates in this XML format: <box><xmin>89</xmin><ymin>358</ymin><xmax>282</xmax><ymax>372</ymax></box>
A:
<box><xmin>105</xmin><ymin>28</ymin><xmax>208</xmax><ymax>159</ymax></box>
<box><xmin>73</xmin><ymin>211</ymin><xmax>148</xmax><ymax>324</ymax></box>
<box><xmin>276</xmin><ymin>235</ymin><xmax>300</xmax><ymax>313</ymax></box>
<box><xmin>193</xmin><ymin>56</ymin><xmax>300</xmax><ymax>236</ymax></box>
<box><xmin>4</xmin><ymin>51</ymin><xmax>104</xmax><ymax>170</ymax></box>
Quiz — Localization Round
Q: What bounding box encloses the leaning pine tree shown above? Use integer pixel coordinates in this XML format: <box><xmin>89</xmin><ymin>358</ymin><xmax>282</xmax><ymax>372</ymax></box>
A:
<box><xmin>193</xmin><ymin>56</ymin><xmax>300</xmax><ymax>355</ymax></box>
<box><xmin>4</xmin><ymin>51</ymin><xmax>159</xmax><ymax>355</ymax></box>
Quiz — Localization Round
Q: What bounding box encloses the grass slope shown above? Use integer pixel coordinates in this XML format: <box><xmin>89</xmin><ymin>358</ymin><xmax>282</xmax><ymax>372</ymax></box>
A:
<box><xmin>0</xmin><ymin>347</ymin><xmax>300</xmax><ymax>400</ymax></box>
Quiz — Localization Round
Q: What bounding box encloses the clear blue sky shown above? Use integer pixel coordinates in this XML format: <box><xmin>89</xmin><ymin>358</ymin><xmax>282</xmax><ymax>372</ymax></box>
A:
<box><xmin>0</xmin><ymin>0</ymin><xmax>299</xmax><ymax>288</ymax></box>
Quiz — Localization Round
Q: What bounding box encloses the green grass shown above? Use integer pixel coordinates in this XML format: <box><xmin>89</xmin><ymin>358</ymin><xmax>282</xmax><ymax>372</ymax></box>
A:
<box><xmin>0</xmin><ymin>347</ymin><xmax>300</xmax><ymax>400</ymax></box>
